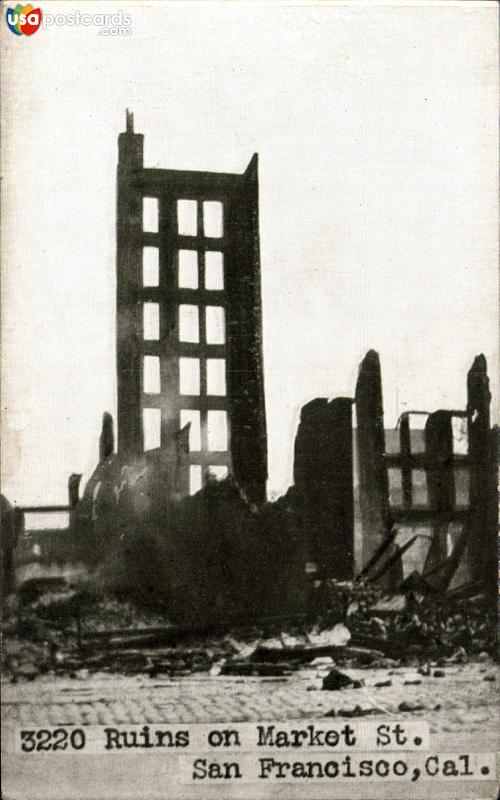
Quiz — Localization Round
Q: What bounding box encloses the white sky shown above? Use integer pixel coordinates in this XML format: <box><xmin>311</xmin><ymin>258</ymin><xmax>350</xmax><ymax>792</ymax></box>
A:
<box><xmin>1</xmin><ymin>1</ymin><xmax>498</xmax><ymax>506</ymax></box>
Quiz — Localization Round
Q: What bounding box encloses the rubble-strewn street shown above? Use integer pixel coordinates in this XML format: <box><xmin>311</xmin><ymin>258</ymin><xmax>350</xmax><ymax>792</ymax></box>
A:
<box><xmin>2</xmin><ymin>580</ymin><xmax>498</xmax><ymax>751</ymax></box>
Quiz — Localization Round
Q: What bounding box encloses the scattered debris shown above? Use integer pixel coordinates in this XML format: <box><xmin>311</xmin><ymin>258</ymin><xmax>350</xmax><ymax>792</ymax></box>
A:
<box><xmin>322</xmin><ymin>668</ymin><xmax>363</xmax><ymax>691</ymax></box>
<box><xmin>280</xmin><ymin>632</ymin><xmax>307</xmax><ymax>648</ymax></box>
<box><xmin>335</xmin><ymin>706</ymin><xmax>383</xmax><ymax>717</ymax></box>
<box><xmin>310</xmin><ymin>656</ymin><xmax>334</xmax><ymax>668</ymax></box>
<box><xmin>220</xmin><ymin>662</ymin><xmax>295</xmax><ymax>677</ymax></box>
<box><xmin>1</xmin><ymin>572</ymin><xmax>495</xmax><ymax>682</ymax></box>
<box><xmin>343</xmin><ymin>646</ymin><xmax>385</xmax><ymax>664</ymax></box>
<box><xmin>476</xmin><ymin>651</ymin><xmax>490</xmax><ymax>662</ymax></box>
<box><xmin>446</xmin><ymin>647</ymin><xmax>468</xmax><ymax>664</ymax></box>
<box><xmin>368</xmin><ymin>595</ymin><xmax>407</xmax><ymax>616</ymax></box>
<box><xmin>376</xmin><ymin>658</ymin><xmax>401</xmax><ymax>669</ymax></box>
<box><xmin>16</xmin><ymin>662</ymin><xmax>39</xmax><ymax>681</ymax></box>
<box><xmin>398</xmin><ymin>701</ymin><xmax>426</xmax><ymax>712</ymax></box>
<box><xmin>307</xmin><ymin>623</ymin><xmax>351</xmax><ymax>648</ymax></box>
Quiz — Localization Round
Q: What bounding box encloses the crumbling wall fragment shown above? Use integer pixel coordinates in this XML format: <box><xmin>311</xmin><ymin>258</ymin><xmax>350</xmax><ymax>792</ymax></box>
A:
<box><xmin>293</xmin><ymin>397</ymin><xmax>354</xmax><ymax>579</ymax></box>
<box><xmin>354</xmin><ymin>351</ymin><xmax>390</xmax><ymax>569</ymax></box>
<box><xmin>466</xmin><ymin>355</ymin><xmax>497</xmax><ymax>590</ymax></box>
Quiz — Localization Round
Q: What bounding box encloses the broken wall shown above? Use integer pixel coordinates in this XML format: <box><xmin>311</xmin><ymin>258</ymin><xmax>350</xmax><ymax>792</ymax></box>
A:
<box><xmin>293</xmin><ymin>397</ymin><xmax>354</xmax><ymax>579</ymax></box>
<box><xmin>355</xmin><ymin>351</ymin><xmax>497</xmax><ymax>595</ymax></box>
<box><xmin>466</xmin><ymin>355</ymin><xmax>497</xmax><ymax>590</ymax></box>
<box><xmin>354</xmin><ymin>350</ymin><xmax>390</xmax><ymax>568</ymax></box>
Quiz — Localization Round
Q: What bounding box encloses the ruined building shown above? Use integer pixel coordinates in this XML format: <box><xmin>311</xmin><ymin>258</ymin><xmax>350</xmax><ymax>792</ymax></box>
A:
<box><xmin>354</xmin><ymin>351</ymin><xmax>498</xmax><ymax>592</ymax></box>
<box><xmin>9</xmin><ymin>116</ymin><xmax>496</xmax><ymax>608</ymax></box>
<box><xmin>116</xmin><ymin>111</ymin><xmax>267</xmax><ymax>503</ymax></box>
<box><xmin>8</xmin><ymin>115</ymin><xmax>283</xmax><ymax>610</ymax></box>
<box><xmin>293</xmin><ymin>349</ymin><xmax>497</xmax><ymax>593</ymax></box>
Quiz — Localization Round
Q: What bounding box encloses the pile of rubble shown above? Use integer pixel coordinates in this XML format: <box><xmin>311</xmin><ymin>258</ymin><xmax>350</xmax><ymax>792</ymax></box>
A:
<box><xmin>339</xmin><ymin>576</ymin><xmax>495</xmax><ymax>659</ymax></box>
<box><xmin>1</xmin><ymin>576</ymin><xmax>495</xmax><ymax>683</ymax></box>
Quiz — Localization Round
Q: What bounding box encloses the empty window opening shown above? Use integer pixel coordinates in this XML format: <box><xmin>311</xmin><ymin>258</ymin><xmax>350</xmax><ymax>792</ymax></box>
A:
<box><xmin>143</xmin><ymin>302</ymin><xmax>160</xmax><ymax>340</ymax></box>
<box><xmin>412</xmin><ymin>470</ymin><xmax>428</xmax><ymax>507</ymax></box>
<box><xmin>207</xmin><ymin>410</ymin><xmax>228</xmax><ymax>451</ymax></box>
<box><xmin>178</xmin><ymin>249</ymin><xmax>198</xmax><ymax>289</ymax></box>
<box><xmin>384</xmin><ymin>430</ymin><xmax>400</xmax><ymax>455</ymax></box>
<box><xmin>451</xmin><ymin>417</ymin><xmax>468</xmax><ymax>455</ymax></box>
<box><xmin>179</xmin><ymin>357</ymin><xmax>200</xmax><ymax>395</ymax></box>
<box><xmin>179</xmin><ymin>304</ymin><xmax>199</xmax><ymax>343</ymax></box>
<box><xmin>388</xmin><ymin>468</ymin><xmax>403</xmax><ymax>507</ymax></box>
<box><xmin>206</xmin><ymin>359</ymin><xmax>226</xmax><ymax>395</ymax></box>
<box><xmin>180</xmin><ymin>409</ymin><xmax>201</xmax><ymax>451</ymax></box>
<box><xmin>189</xmin><ymin>465</ymin><xmax>202</xmax><ymax>495</ymax></box>
<box><xmin>205</xmin><ymin>251</ymin><xmax>224</xmax><ymax>289</ymax></box>
<box><xmin>24</xmin><ymin>512</ymin><xmax>69</xmax><ymax>531</ymax></box>
<box><xmin>143</xmin><ymin>197</ymin><xmax>159</xmax><ymax>233</ymax></box>
<box><xmin>207</xmin><ymin>465</ymin><xmax>228</xmax><ymax>481</ymax></box>
<box><xmin>404</xmin><ymin>413</ymin><xmax>428</xmax><ymax>454</ymax></box>
<box><xmin>409</xmin><ymin>429</ymin><xmax>425</xmax><ymax>454</ymax></box>
<box><xmin>454</xmin><ymin>468</ymin><xmax>470</xmax><ymax>508</ymax></box>
<box><xmin>143</xmin><ymin>356</ymin><xmax>161</xmax><ymax>394</ymax></box>
<box><xmin>203</xmin><ymin>201</ymin><xmax>223</xmax><ymax>238</ymax></box>
<box><xmin>143</xmin><ymin>247</ymin><xmax>159</xmax><ymax>286</ymax></box>
<box><xmin>205</xmin><ymin>306</ymin><xmax>225</xmax><ymax>344</ymax></box>
<box><xmin>177</xmin><ymin>200</ymin><xmax>197</xmax><ymax>236</ymax></box>
<box><xmin>143</xmin><ymin>408</ymin><xmax>161</xmax><ymax>451</ymax></box>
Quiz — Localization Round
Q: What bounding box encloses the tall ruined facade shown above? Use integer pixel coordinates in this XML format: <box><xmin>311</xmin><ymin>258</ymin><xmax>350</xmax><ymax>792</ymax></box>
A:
<box><xmin>116</xmin><ymin>112</ymin><xmax>267</xmax><ymax>503</ymax></box>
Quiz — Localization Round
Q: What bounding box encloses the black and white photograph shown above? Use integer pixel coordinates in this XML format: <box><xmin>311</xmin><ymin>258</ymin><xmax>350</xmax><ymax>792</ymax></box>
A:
<box><xmin>1</xmin><ymin>1</ymin><xmax>498</xmax><ymax>798</ymax></box>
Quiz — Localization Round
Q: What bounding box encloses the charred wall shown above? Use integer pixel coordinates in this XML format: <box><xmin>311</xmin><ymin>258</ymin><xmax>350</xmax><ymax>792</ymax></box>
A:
<box><xmin>354</xmin><ymin>350</ymin><xmax>390</xmax><ymax>567</ymax></box>
<box><xmin>293</xmin><ymin>397</ymin><xmax>354</xmax><ymax>579</ymax></box>
<box><xmin>466</xmin><ymin>355</ymin><xmax>497</xmax><ymax>590</ymax></box>
<box><xmin>355</xmin><ymin>350</ymin><xmax>497</xmax><ymax>595</ymax></box>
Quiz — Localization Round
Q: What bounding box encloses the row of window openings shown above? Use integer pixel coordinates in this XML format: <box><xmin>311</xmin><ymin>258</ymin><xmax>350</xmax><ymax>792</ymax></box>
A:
<box><xmin>143</xmin><ymin>198</ymin><xmax>223</xmax><ymax>238</ymax></box>
<box><xmin>143</xmin><ymin>356</ymin><xmax>226</xmax><ymax>397</ymax></box>
<box><xmin>387</xmin><ymin>468</ymin><xmax>470</xmax><ymax>508</ymax></box>
<box><xmin>143</xmin><ymin>248</ymin><xmax>224</xmax><ymax>291</ymax></box>
<box><xmin>142</xmin><ymin>408</ymin><xmax>228</xmax><ymax>453</ymax></box>
<box><xmin>385</xmin><ymin>418</ymin><xmax>469</xmax><ymax>457</ymax></box>
<box><xmin>143</xmin><ymin>303</ymin><xmax>225</xmax><ymax>345</ymax></box>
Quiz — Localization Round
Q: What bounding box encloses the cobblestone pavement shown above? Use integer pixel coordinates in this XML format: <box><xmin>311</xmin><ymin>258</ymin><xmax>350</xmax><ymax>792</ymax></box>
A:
<box><xmin>2</xmin><ymin>662</ymin><xmax>499</xmax><ymax>750</ymax></box>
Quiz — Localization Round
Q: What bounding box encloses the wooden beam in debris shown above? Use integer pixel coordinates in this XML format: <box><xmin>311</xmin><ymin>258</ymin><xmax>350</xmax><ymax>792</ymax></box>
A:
<box><xmin>80</xmin><ymin>612</ymin><xmax>308</xmax><ymax>649</ymax></box>
<box><xmin>355</xmin><ymin>525</ymin><xmax>398</xmax><ymax>581</ymax></box>
<box><xmin>366</xmin><ymin>535</ymin><xmax>418</xmax><ymax>584</ymax></box>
